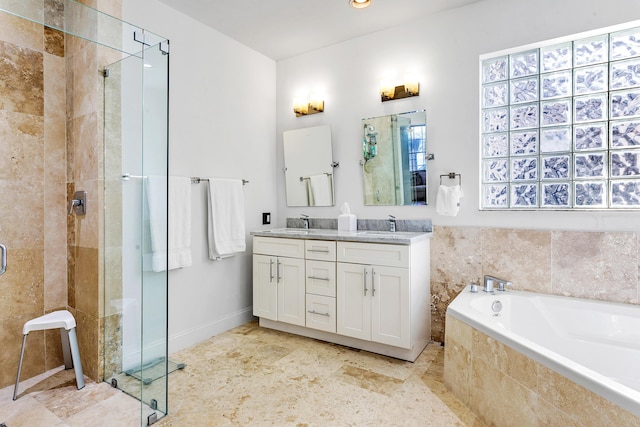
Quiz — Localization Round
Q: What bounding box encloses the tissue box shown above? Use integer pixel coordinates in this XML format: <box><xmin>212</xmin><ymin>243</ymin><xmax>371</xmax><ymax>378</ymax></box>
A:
<box><xmin>338</xmin><ymin>214</ymin><xmax>357</xmax><ymax>231</ymax></box>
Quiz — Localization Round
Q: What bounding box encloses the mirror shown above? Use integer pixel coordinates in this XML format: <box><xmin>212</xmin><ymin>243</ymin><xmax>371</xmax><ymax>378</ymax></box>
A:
<box><xmin>361</xmin><ymin>110</ymin><xmax>427</xmax><ymax>206</ymax></box>
<box><xmin>283</xmin><ymin>124</ymin><xmax>335</xmax><ymax>206</ymax></box>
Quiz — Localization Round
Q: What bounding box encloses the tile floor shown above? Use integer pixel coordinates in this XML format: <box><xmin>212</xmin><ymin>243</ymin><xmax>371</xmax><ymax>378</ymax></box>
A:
<box><xmin>0</xmin><ymin>321</ymin><xmax>484</xmax><ymax>426</ymax></box>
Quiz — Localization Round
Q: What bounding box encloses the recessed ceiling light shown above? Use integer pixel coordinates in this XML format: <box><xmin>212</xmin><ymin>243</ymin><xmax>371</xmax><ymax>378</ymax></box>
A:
<box><xmin>349</xmin><ymin>0</ymin><xmax>371</xmax><ymax>9</ymax></box>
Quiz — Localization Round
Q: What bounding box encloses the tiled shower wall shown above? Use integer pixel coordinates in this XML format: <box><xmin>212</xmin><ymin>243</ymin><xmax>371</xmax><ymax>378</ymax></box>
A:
<box><xmin>0</xmin><ymin>9</ymin><xmax>67</xmax><ymax>389</ymax></box>
<box><xmin>0</xmin><ymin>0</ymin><xmax>121</xmax><ymax>389</ymax></box>
<box><xmin>430</xmin><ymin>225</ymin><xmax>640</xmax><ymax>343</ymax></box>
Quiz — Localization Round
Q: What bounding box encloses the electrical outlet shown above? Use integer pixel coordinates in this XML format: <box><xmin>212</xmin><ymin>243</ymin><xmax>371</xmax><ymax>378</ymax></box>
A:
<box><xmin>262</xmin><ymin>212</ymin><xmax>271</xmax><ymax>225</ymax></box>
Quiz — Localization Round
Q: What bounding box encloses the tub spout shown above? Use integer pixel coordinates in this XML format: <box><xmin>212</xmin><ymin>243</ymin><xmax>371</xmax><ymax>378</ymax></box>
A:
<box><xmin>484</xmin><ymin>275</ymin><xmax>511</xmax><ymax>292</ymax></box>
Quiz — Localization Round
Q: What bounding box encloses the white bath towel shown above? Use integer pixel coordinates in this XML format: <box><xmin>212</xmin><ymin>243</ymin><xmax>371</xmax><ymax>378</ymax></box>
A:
<box><xmin>436</xmin><ymin>184</ymin><xmax>464</xmax><ymax>216</ymax></box>
<box><xmin>146</xmin><ymin>175</ymin><xmax>193</xmax><ymax>272</ymax></box>
<box><xmin>308</xmin><ymin>174</ymin><xmax>333</xmax><ymax>206</ymax></box>
<box><xmin>207</xmin><ymin>178</ymin><xmax>246</xmax><ymax>259</ymax></box>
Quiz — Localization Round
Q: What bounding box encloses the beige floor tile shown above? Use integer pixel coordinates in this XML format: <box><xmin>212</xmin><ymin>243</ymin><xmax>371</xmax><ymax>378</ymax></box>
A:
<box><xmin>0</xmin><ymin>320</ymin><xmax>481</xmax><ymax>426</ymax></box>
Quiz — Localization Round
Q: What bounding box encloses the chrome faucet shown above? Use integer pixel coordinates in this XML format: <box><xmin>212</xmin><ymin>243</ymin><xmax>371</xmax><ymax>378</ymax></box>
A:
<box><xmin>388</xmin><ymin>215</ymin><xmax>396</xmax><ymax>232</ymax></box>
<box><xmin>483</xmin><ymin>275</ymin><xmax>512</xmax><ymax>292</ymax></box>
<box><xmin>300</xmin><ymin>214</ymin><xmax>309</xmax><ymax>230</ymax></box>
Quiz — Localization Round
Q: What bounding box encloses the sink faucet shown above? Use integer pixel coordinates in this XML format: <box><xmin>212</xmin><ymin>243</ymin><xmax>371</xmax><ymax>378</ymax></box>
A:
<box><xmin>300</xmin><ymin>214</ymin><xmax>309</xmax><ymax>230</ymax></box>
<box><xmin>388</xmin><ymin>215</ymin><xmax>396</xmax><ymax>232</ymax></box>
<box><xmin>483</xmin><ymin>275</ymin><xmax>512</xmax><ymax>292</ymax></box>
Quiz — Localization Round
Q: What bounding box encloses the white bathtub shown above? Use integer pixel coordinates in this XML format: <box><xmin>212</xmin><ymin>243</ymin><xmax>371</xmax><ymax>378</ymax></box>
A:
<box><xmin>447</xmin><ymin>285</ymin><xmax>640</xmax><ymax>418</ymax></box>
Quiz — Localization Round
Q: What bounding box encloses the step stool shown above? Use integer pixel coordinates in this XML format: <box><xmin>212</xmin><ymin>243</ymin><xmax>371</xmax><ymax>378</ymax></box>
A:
<box><xmin>13</xmin><ymin>310</ymin><xmax>85</xmax><ymax>400</ymax></box>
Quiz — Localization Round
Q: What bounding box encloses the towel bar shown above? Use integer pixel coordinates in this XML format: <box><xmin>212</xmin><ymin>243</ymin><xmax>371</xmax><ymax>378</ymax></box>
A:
<box><xmin>439</xmin><ymin>172</ymin><xmax>461</xmax><ymax>186</ymax></box>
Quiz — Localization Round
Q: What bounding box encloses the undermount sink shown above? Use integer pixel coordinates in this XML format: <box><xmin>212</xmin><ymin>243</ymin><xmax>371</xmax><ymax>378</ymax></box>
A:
<box><xmin>358</xmin><ymin>230</ymin><xmax>401</xmax><ymax>237</ymax></box>
<box><xmin>264</xmin><ymin>228</ymin><xmax>309</xmax><ymax>235</ymax></box>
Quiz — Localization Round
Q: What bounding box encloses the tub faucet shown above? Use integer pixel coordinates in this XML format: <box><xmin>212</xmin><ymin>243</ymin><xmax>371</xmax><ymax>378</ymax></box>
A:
<box><xmin>483</xmin><ymin>275</ymin><xmax>512</xmax><ymax>292</ymax></box>
<box><xmin>300</xmin><ymin>214</ymin><xmax>309</xmax><ymax>230</ymax></box>
<box><xmin>388</xmin><ymin>215</ymin><xmax>396</xmax><ymax>232</ymax></box>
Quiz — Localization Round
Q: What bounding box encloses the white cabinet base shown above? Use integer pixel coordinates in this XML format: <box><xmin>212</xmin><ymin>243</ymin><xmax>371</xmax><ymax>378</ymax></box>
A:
<box><xmin>259</xmin><ymin>317</ymin><xmax>429</xmax><ymax>362</ymax></box>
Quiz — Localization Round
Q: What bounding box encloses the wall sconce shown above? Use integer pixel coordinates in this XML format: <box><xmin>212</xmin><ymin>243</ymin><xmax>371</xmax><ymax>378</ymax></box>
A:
<box><xmin>293</xmin><ymin>92</ymin><xmax>324</xmax><ymax>117</ymax></box>
<box><xmin>379</xmin><ymin>74</ymin><xmax>420</xmax><ymax>102</ymax></box>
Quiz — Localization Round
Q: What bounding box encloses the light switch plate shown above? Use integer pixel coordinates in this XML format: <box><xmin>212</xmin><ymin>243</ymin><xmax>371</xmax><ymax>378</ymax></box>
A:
<box><xmin>262</xmin><ymin>212</ymin><xmax>271</xmax><ymax>224</ymax></box>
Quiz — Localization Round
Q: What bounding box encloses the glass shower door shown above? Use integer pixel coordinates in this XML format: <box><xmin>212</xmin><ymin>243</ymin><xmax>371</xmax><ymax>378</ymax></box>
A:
<box><xmin>103</xmin><ymin>39</ymin><xmax>169</xmax><ymax>426</ymax></box>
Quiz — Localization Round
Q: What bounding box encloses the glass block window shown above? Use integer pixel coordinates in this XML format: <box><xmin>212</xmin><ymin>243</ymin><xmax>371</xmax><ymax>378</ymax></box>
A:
<box><xmin>481</xmin><ymin>24</ymin><xmax>640</xmax><ymax>209</ymax></box>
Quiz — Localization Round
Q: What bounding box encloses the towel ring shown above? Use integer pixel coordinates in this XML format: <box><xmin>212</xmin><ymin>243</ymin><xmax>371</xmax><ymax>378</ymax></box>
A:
<box><xmin>440</xmin><ymin>172</ymin><xmax>461</xmax><ymax>186</ymax></box>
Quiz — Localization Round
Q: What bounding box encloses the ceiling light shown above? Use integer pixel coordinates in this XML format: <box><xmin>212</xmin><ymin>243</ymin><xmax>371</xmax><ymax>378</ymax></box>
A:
<box><xmin>349</xmin><ymin>0</ymin><xmax>371</xmax><ymax>9</ymax></box>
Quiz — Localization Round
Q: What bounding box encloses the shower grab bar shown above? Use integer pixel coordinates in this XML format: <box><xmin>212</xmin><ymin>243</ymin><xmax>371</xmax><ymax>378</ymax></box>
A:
<box><xmin>0</xmin><ymin>243</ymin><xmax>6</xmax><ymax>276</ymax></box>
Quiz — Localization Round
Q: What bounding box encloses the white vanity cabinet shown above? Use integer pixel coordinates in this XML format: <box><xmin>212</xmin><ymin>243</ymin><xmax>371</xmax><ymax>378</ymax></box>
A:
<box><xmin>252</xmin><ymin>231</ymin><xmax>431</xmax><ymax>362</ymax></box>
<box><xmin>336</xmin><ymin>242</ymin><xmax>412</xmax><ymax>348</ymax></box>
<box><xmin>253</xmin><ymin>237</ymin><xmax>306</xmax><ymax>326</ymax></box>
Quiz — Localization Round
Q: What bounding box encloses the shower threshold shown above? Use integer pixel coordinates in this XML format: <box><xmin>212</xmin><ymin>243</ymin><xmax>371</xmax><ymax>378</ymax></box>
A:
<box><xmin>124</xmin><ymin>357</ymin><xmax>185</xmax><ymax>385</ymax></box>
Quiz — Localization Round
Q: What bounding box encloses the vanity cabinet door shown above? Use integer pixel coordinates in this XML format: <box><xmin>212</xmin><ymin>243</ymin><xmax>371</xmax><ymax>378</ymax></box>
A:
<box><xmin>253</xmin><ymin>254</ymin><xmax>278</xmax><ymax>321</ymax></box>
<box><xmin>336</xmin><ymin>263</ymin><xmax>371</xmax><ymax>341</ymax></box>
<box><xmin>276</xmin><ymin>256</ymin><xmax>306</xmax><ymax>326</ymax></box>
<box><xmin>253</xmin><ymin>254</ymin><xmax>305</xmax><ymax>326</ymax></box>
<box><xmin>370</xmin><ymin>265</ymin><xmax>411</xmax><ymax>349</ymax></box>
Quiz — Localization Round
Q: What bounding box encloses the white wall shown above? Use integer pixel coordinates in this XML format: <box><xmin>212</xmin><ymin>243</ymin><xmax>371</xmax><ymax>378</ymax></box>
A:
<box><xmin>123</xmin><ymin>0</ymin><xmax>277</xmax><ymax>352</ymax></box>
<box><xmin>121</xmin><ymin>0</ymin><xmax>640</xmax><ymax>354</ymax></box>
<box><xmin>276</xmin><ymin>0</ymin><xmax>640</xmax><ymax>232</ymax></box>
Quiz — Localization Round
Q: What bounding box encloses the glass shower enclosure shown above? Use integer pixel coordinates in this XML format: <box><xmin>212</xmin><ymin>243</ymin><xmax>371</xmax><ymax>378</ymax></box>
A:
<box><xmin>103</xmin><ymin>35</ymin><xmax>171</xmax><ymax>424</ymax></box>
<box><xmin>101</xmin><ymin>17</ymin><xmax>171</xmax><ymax>427</ymax></box>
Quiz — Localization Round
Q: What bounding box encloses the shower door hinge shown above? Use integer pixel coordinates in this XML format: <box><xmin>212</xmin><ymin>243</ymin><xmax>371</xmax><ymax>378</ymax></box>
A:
<box><xmin>103</xmin><ymin>69</ymin><xmax>109</xmax><ymax>78</ymax></box>
<box><xmin>133</xmin><ymin>30</ymin><xmax>150</xmax><ymax>47</ymax></box>
<box><xmin>147</xmin><ymin>412</ymin><xmax>158</xmax><ymax>425</ymax></box>
<box><xmin>160</xmin><ymin>40</ymin><xmax>169</xmax><ymax>55</ymax></box>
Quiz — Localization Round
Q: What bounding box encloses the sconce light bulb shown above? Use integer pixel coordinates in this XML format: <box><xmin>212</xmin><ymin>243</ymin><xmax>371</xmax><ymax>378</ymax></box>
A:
<box><xmin>350</xmin><ymin>0</ymin><xmax>371</xmax><ymax>9</ymax></box>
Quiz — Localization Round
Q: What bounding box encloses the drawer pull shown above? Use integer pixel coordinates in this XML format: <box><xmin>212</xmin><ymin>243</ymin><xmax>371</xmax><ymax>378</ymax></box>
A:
<box><xmin>307</xmin><ymin>310</ymin><xmax>330</xmax><ymax>317</ymax></box>
<box><xmin>307</xmin><ymin>248</ymin><xmax>330</xmax><ymax>253</ymax></box>
<box><xmin>307</xmin><ymin>275</ymin><xmax>330</xmax><ymax>281</ymax></box>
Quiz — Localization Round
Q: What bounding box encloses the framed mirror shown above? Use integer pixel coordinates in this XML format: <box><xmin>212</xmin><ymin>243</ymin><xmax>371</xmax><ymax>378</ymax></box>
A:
<box><xmin>361</xmin><ymin>110</ymin><xmax>427</xmax><ymax>206</ymax></box>
<box><xmin>283</xmin><ymin>124</ymin><xmax>335</xmax><ymax>206</ymax></box>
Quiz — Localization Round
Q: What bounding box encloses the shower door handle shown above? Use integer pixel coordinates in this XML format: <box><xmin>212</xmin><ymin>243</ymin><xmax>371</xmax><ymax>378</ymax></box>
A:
<box><xmin>0</xmin><ymin>244</ymin><xmax>6</xmax><ymax>276</ymax></box>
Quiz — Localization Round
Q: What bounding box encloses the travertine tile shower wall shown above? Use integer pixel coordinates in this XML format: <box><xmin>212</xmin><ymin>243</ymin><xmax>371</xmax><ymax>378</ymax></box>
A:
<box><xmin>430</xmin><ymin>225</ymin><xmax>640</xmax><ymax>342</ymax></box>
<box><xmin>0</xmin><ymin>9</ymin><xmax>67</xmax><ymax>389</ymax></box>
<box><xmin>0</xmin><ymin>0</ymin><xmax>121</xmax><ymax>388</ymax></box>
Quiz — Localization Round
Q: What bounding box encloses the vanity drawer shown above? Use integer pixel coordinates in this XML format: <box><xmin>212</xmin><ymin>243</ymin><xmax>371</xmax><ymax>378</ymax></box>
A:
<box><xmin>337</xmin><ymin>241</ymin><xmax>409</xmax><ymax>268</ymax></box>
<box><xmin>306</xmin><ymin>294</ymin><xmax>336</xmax><ymax>333</ymax></box>
<box><xmin>305</xmin><ymin>260</ymin><xmax>336</xmax><ymax>297</ymax></box>
<box><xmin>305</xmin><ymin>240</ymin><xmax>336</xmax><ymax>261</ymax></box>
<box><xmin>253</xmin><ymin>236</ymin><xmax>305</xmax><ymax>258</ymax></box>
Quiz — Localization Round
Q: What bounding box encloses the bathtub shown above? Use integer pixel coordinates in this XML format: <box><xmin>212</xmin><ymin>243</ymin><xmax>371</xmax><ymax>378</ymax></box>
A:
<box><xmin>445</xmin><ymin>285</ymin><xmax>640</xmax><ymax>424</ymax></box>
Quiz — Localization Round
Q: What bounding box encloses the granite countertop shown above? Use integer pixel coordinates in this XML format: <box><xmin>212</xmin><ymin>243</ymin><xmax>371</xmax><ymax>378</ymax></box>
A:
<box><xmin>250</xmin><ymin>228</ymin><xmax>432</xmax><ymax>245</ymax></box>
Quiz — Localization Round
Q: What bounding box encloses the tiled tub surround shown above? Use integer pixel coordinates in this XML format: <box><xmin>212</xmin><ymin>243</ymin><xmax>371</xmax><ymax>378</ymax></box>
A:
<box><xmin>444</xmin><ymin>287</ymin><xmax>640</xmax><ymax>426</ymax></box>
<box><xmin>430</xmin><ymin>225</ymin><xmax>640</xmax><ymax>343</ymax></box>
<box><xmin>445</xmin><ymin>315</ymin><xmax>639</xmax><ymax>426</ymax></box>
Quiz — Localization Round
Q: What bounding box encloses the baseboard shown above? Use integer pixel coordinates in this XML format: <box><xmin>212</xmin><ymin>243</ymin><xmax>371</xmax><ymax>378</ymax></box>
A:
<box><xmin>168</xmin><ymin>307</ymin><xmax>255</xmax><ymax>354</ymax></box>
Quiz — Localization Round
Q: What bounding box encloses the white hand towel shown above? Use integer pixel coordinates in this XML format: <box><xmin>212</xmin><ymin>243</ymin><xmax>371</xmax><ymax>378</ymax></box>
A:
<box><xmin>308</xmin><ymin>174</ymin><xmax>333</xmax><ymax>206</ymax></box>
<box><xmin>146</xmin><ymin>176</ymin><xmax>193</xmax><ymax>272</ymax></box>
<box><xmin>207</xmin><ymin>178</ymin><xmax>246</xmax><ymax>259</ymax></box>
<box><xmin>436</xmin><ymin>184</ymin><xmax>464</xmax><ymax>216</ymax></box>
